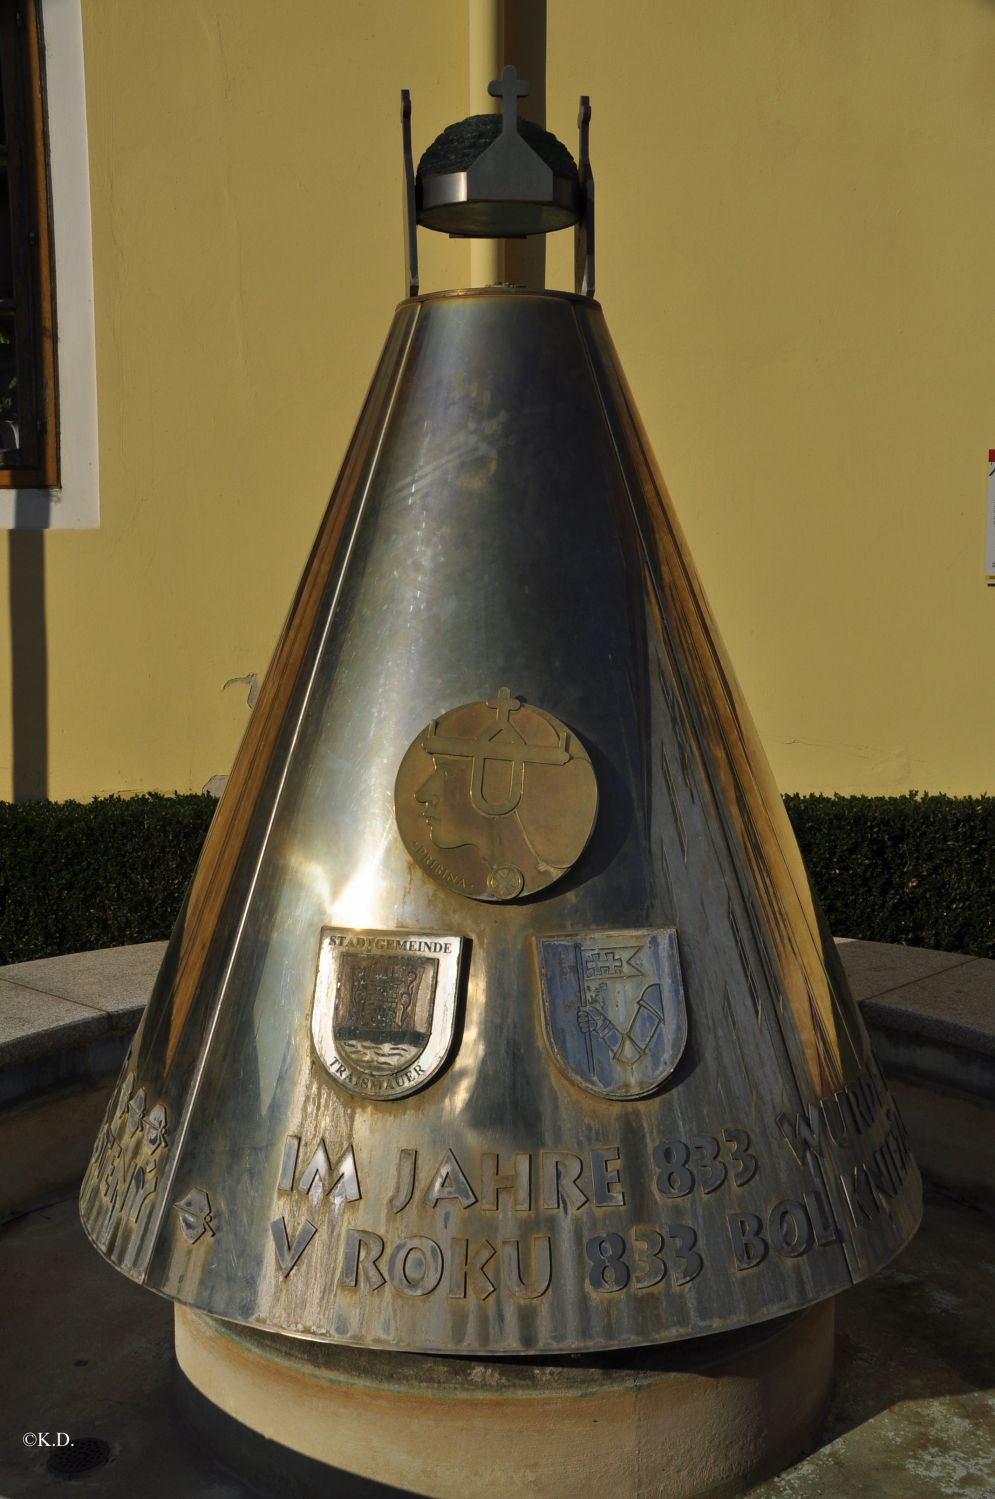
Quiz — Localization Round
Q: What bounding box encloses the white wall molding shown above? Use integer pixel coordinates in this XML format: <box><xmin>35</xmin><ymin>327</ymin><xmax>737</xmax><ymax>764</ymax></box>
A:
<box><xmin>0</xmin><ymin>0</ymin><xmax>99</xmax><ymax>529</ymax></box>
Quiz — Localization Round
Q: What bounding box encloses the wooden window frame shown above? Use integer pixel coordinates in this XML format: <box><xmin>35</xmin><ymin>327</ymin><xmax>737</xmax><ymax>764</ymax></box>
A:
<box><xmin>0</xmin><ymin>0</ymin><xmax>56</xmax><ymax>489</ymax></box>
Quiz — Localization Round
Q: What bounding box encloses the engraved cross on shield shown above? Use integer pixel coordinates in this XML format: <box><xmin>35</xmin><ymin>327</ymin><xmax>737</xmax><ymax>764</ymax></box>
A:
<box><xmin>537</xmin><ymin>928</ymin><xmax>687</xmax><ymax>1099</ymax></box>
<box><xmin>312</xmin><ymin>928</ymin><xmax>464</xmax><ymax>1099</ymax></box>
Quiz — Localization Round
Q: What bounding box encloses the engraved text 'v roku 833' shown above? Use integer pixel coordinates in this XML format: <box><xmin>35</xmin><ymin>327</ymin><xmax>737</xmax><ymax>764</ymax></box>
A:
<box><xmin>394</xmin><ymin>688</ymin><xmax>598</xmax><ymax>901</ymax></box>
<box><xmin>266</xmin><ymin>1056</ymin><xmax>916</xmax><ymax>1308</ymax></box>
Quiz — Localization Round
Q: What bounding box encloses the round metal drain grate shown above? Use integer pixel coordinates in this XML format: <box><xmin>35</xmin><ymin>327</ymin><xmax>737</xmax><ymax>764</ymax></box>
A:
<box><xmin>45</xmin><ymin>1438</ymin><xmax>111</xmax><ymax>1478</ymax></box>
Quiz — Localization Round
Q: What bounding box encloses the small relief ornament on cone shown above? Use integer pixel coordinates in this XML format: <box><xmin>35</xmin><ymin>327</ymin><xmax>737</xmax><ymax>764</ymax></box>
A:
<box><xmin>83</xmin><ymin>1068</ymin><xmax>170</xmax><ymax>1255</ymax></box>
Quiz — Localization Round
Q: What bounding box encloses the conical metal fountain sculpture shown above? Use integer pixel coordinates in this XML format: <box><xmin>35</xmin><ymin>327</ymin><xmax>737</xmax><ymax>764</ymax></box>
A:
<box><xmin>81</xmin><ymin>71</ymin><xmax>920</xmax><ymax>1357</ymax></box>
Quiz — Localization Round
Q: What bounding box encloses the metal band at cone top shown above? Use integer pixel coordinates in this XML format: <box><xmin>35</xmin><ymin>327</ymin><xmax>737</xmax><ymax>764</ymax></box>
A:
<box><xmin>394</xmin><ymin>688</ymin><xmax>598</xmax><ymax>901</ymax></box>
<box><xmin>80</xmin><ymin>289</ymin><xmax>920</xmax><ymax>1356</ymax></box>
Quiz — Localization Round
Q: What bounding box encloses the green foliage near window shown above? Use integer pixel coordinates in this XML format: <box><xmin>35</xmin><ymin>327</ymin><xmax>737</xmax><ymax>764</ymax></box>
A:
<box><xmin>0</xmin><ymin>791</ymin><xmax>992</xmax><ymax>966</ymax></box>
<box><xmin>784</xmin><ymin>792</ymin><xmax>995</xmax><ymax>959</ymax></box>
<box><xmin>0</xmin><ymin>793</ymin><xmax>216</xmax><ymax>965</ymax></box>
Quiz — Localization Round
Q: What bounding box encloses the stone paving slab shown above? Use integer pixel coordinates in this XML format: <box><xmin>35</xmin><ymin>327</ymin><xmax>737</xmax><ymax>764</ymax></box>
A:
<box><xmin>834</xmin><ymin>937</ymin><xmax>974</xmax><ymax>1003</ymax></box>
<box><xmin>751</xmin><ymin>1387</ymin><xmax>995</xmax><ymax>1498</ymax></box>
<box><xmin>0</xmin><ymin>942</ymin><xmax>165</xmax><ymax>1069</ymax></box>
<box><xmin>857</xmin><ymin>959</ymin><xmax>995</xmax><ymax>1058</ymax></box>
<box><xmin>0</xmin><ymin>1196</ymin><xmax>249</xmax><ymax>1498</ymax></box>
<box><xmin>0</xmin><ymin>982</ymin><xmax>108</xmax><ymax>1067</ymax></box>
<box><xmin>835</xmin><ymin>940</ymin><xmax>995</xmax><ymax>1059</ymax></box>
<box><xmin>0</xmin><ymin>940</ymin><xmax>166</xmax><ymax>1017</ymax></box>
<box><xmin>746</xmin><ymin>1193</ymin><xmax>995</xmax><ymax>1497</ymax></box>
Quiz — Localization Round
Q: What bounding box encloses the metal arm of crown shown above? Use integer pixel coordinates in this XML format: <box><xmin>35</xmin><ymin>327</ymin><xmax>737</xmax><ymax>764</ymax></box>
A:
<box><xmin>401</xmin><ymin>89</ymin><xmax>419</xmax><ymax>298</ymax></box>
<box><xmin>575</xmin><ymin>96</ymin><xmax>595</xmax><ymax>298</ymax></box>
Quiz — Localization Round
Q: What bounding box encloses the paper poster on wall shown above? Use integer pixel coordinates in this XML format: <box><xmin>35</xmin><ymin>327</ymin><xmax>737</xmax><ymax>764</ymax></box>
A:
<box><xmin>988</xmin><ymin>450</ymin><xmax>995</xmax><ymax>586</ymax></box>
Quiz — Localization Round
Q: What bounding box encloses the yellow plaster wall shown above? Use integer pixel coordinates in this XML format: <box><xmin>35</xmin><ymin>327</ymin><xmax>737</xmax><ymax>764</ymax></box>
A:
<box><xmin>547</xmin><ymin>0</ymin><xmax>995</xmax><ymax>794</ymax></box>
<box><xmin>2</xmin><ymin>0</ymin><xmax>994</xmax><ymax>800</ymax></box>
<box><xmin>0</xmin><ymin>0</ymin><xmax>469</xmax><ymax>801</ymax></box>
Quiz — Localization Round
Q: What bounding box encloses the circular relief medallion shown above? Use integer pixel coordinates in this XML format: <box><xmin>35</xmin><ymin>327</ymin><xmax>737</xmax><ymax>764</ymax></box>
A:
<box><xmin>394</xmin><ymin>687</ymin><xmax>598</xmax><ymax>902</ymax></box>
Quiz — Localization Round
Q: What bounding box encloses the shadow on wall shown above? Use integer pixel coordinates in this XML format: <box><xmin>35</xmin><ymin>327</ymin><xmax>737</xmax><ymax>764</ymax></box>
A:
<box><xmin>7</xmin><ymin>492</ymin><xmax>49</xmax><ymax>801</ymax></box>
<box><xmin>502</xmin><ymin>0</ymin><xmax>547</xmax><ymax>292</ymax></box>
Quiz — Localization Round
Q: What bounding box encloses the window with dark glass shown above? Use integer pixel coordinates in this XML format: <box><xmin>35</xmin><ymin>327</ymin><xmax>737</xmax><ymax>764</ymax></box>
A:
<box><xmin>0</xmin><ymin>0</ymin><xmax>56</xmax><ymax>487</ymax></box>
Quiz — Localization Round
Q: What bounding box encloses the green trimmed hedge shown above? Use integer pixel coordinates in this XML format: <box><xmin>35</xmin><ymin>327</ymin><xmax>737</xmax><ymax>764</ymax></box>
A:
<box><xmin>0</xmin><ymin>794</ymin><xmax>215</xmax><ymax>966</ymax></box>
<box><xmin>0</xmin><ymin>791</ymin><xmax>992</xmax><ymax>966</ymax></box>
<box><xmin>784</xmin><ymin>792</ymin><xmax>995</xmax><ymax>959</ymax></box>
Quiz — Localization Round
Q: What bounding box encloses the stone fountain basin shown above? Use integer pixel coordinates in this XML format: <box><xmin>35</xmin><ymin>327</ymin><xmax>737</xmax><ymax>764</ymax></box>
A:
<box><xmin>0</xmin><ymin>938</ymin><xmax>992</xmax><ymax>1497</ymax></box>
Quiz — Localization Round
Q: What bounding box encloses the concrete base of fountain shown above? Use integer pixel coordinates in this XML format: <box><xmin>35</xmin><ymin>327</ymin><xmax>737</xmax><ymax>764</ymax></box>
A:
<box><xmin>175</xmin><ymin>1299</ymin><xmax>834</xmax><ymax>1499</ymax></box>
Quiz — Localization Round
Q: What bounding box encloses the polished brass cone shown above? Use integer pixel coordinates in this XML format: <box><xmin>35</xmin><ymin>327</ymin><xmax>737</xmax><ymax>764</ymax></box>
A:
<box><xmin>81</xmin><ymin>289</ymin><xmax>920</xmax><ymax>1354</ymax></box>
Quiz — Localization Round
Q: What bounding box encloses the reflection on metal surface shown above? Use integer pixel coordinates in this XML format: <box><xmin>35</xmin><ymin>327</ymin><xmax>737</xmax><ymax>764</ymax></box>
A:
<box><xmin>311</xmin><ymin>928</ymin><xmax>464</xmax><ymax>1097</ymax></box>
<box><xmin>537</xmin><ymin>929</ymin><xmax>687</xmax><ymax>1099</ymax></box>
<box><xmin>395</xmin><ymin>689</ymin><xmax>597</xmax><ymax>902</ymax></box>
<box><xmin>80</xmin><ymin>289</ymin><xmax>921</xmax><ymax>1355</ymax></box>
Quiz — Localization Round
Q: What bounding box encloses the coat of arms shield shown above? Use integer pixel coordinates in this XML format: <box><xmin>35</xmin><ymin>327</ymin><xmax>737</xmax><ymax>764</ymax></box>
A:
<box><xmin>536</xmin><ymin>928</ymin><xmax>687</xmax><ymax>1098</ymax></box>
<box><xmin>312</xmin><ymin>928</ymin><xmax>464</xmax><ymax>1098</ymax></box>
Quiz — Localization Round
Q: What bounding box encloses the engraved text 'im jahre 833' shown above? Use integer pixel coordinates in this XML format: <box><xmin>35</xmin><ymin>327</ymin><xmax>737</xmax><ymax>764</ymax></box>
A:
<box><xmin>267</xmin><ymin>1057</ymin><xmax>914</xmax><ymax>1301</ymax></box>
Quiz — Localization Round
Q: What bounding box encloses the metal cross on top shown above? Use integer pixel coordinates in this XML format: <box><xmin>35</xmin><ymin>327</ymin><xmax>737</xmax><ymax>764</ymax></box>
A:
<box><xmin>488</xmin><ymin>63</ymin><xmax>529</xmax><ymax>135</ymax></box>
